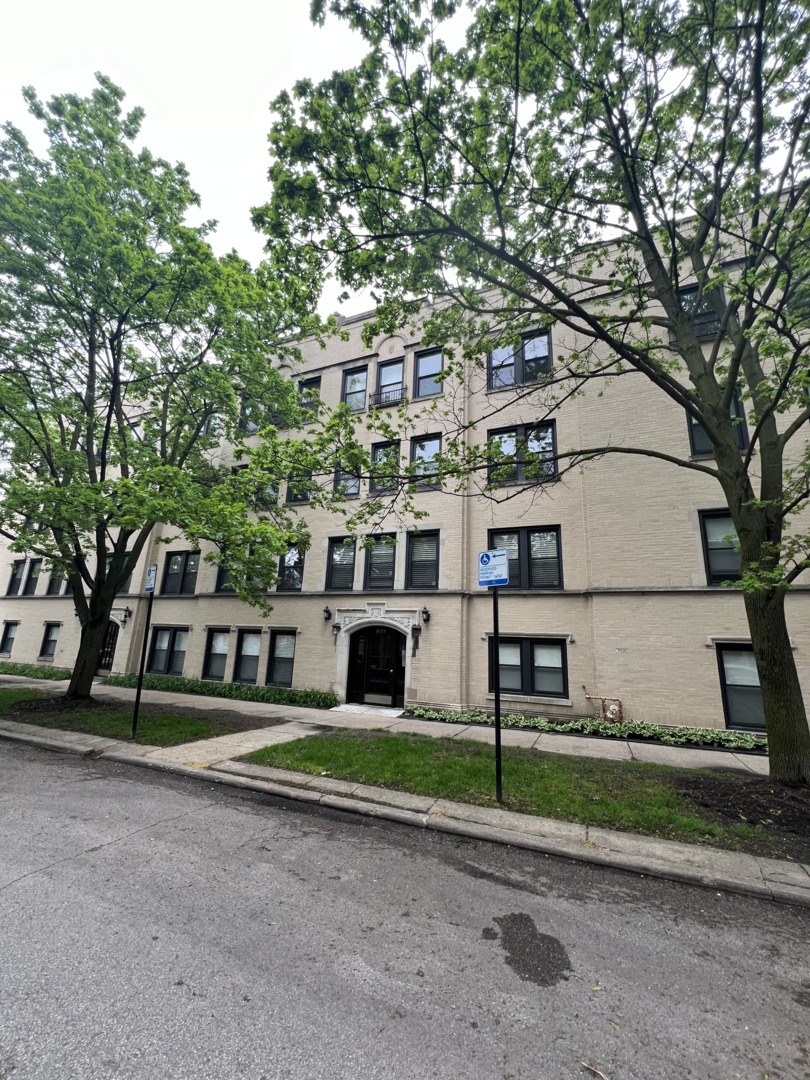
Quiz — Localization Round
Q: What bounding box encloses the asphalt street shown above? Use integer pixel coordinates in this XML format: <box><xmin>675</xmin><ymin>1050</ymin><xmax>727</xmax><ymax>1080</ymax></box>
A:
<box><xmin>1</xmin><ymin>741</ymin><xmax>809</xmax><ymax>1080</ymax></box>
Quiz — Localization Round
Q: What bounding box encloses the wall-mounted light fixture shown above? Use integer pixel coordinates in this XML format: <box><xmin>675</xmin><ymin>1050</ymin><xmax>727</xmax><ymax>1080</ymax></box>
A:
<box><xmin>323</xmin><ymin>606</ymin><xmax>332</xmax><ymax>622</ymax></box>
<box><xmin>332</xmin><ymin>623</ymin><xmax>342</xmax><ymax>636</ymax></box>
<box><xmin>123</xmin><ymin>607</ymin><xmax>132</xmax><ymax>621</ymax></box>
<box><xmin>420</xmin><ymin>606</ymin><xmax>431</xmax><ymax>624</ymax></box>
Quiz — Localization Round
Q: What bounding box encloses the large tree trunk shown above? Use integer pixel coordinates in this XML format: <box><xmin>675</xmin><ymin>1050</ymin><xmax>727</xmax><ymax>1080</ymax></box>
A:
<box><xmin>66</xmin><ymin>606</ymin><xmax>113</xmax><ymax>699</ymax></box>
<box><xmin>744</xmin><ymin>589</ymin><xmax>810</xmax><ymax>785</ymax></box>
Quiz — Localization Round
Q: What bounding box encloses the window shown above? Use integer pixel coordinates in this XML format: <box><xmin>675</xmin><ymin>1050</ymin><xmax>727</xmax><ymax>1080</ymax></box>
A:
<box><xmin>410</xmin><ymin>434</ymin><xmax>441</xmax><ymax>486</ymax></box>
<box><xmin>22</xmin><ymin>559</ymin><xmax>42</xmax><ymax>596</ymax></box>
<box><xmin>488</xmin><ymin>423</ymin><xmax>556</xmax><ymax>484</ymax></box>
<box><xmin>234</xmin><ymin>630</ymin><xmax>262</xmax><ymax>684</ymax></box>
<box><xmin>414</xmin><ymin>351</ymin><xmax>443</xmax><ymax>397</ymax></box>
<box><xmin>342</xmin><ymin>367</ymin><xmax>368</xmax><ymax>412</ymax></box>
<box><xmin>149</xmin><ymin>627</ymin><xmax>189</xmax><ymax>675</ymax></box>
<box><xmin>161</xmin><ymin>551</ymin><xmax>200</xmax><ymax>595</ymax></box>
<box><xmin>687</xmin><ymin>388</ymin><xmax>749</xmax><ymax>455</ymax></box>
<box><xmin>327</xmin><ymin>538</ymin><xmax>356</xmax><ymax>590</ymax></box>
<box><xmin>717</xmin><ymin>644</ymin><xmax>765</xmax><ymax>731</ymax></box>
<box><xmin>40</xmin><ymin>622</ymin><xmax>60</xmax><ymax>658</ymax></box>
<box><xmin>278</xmin><ymin>547</ymin><xmax>304</xmax><ymax>591</ymax></box>
<box><xmin>679</xmin><ymin>285</ymin><xmax>722</xmax><ymax>339</ymax></box>
<box><xmin>286</xmin><ymin>469</ymin><xmax>312</xmax><ymax>503</ymax></box>
<box><xmin>371</xmin><ymin>359</ymin><xmax>404</xmax><ymax>407</ymax></box>
<box><xmin>105</xmin><ymin>553</ymin><xmax>133</xmax><ymax>594</ymax></box>
<box><xmin>364</xmin><ymin>536</ymin><xmax>396</xmax><ymax>590</ymax></box>
<box><xmin>216</xmin><ymin>561</ymin><xmax>236</xmax><ymax>593</ymax></box>
<box><xmin>0</xmin><ymin>622</ymin><xmax>18</xmax><ymax>654</ymax></box>
<box><xmin>299</xmin><ymin>376</ymin><xmax>321</xmax><ymax>419</ymax></box>
<box><xmin>406</xmin><ymin>531</ymin><xmax>439</xmax><ymax>589</ymax></box>
<box><xmin>203</xmin><ymin>629</ymin><xmax>230</xmax><ymax>681</ymax></box>
<box><xmin>334</xmin><ymin>463</ymin><xmax>361</xmax><ymax>499</ymax></box>
<box><xmin>370</xmin><ymin>441</ymin><xmax>400</xmax><ymax>494</ymax></box>
<box><xmin>489</xmin><ymin>637</ymin><xmax>568</xmax><ymax>697</ymax></box>
<box><xmin>238</xmin><ymin>404</ymin><xmax>260</xmax><ymax>435</ymax></box>
<box><xmin>488</xmin><ymin>332</ymin><xmax>551</xmax><ymax>389</ymax></box>
<box><xmin>700</xmin><ymin>511</ymin><xmax>741</xmax><ymax>584</ymax></box>
<box><xmin>47</xmin><ymin>571</ymin><xmax>66</xmax><ymax>596</ymax></box>
<box><xmin>7</xmin><ymin>561</ymin><xmax>25</xmax><ymax>596</ymax></box>
<box><xmin>268</xmin><ymin>631</ymin><xmax>296</xmax><ymax>687</ymax></box>
<box><xmin>489</xmin><ymin>527</ymin><xmax>562</xmax><ymax>589</ymax></box>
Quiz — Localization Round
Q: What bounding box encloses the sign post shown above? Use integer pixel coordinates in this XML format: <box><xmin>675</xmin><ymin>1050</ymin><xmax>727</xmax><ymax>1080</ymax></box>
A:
<box><xmin>131</xmin><ymin>564</ymin><xmax>158</xmax><ymax>741</ymax></box>
<box><xmin>478</xmin><ymin>549</ymin><xmax>509</xmax><ymax>802</ymax></box>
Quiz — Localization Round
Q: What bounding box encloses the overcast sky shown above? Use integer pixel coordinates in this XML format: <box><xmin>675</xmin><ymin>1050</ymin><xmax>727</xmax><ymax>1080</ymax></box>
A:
<box><xmin>0</xmin><ymin>0</ymin><xmax>371</xmax><ymax>315</ymax></box>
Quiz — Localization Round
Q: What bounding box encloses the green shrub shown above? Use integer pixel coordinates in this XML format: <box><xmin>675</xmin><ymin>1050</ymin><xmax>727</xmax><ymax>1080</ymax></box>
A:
<box><xmin>0</xmin><ymin>661</ymin><xmax>73</xmax><ymax>681</ymax></box>
<box><xmin>407</xmin><ymin>706</ymin><xmax>767</xmax><ymax>752</ymax></box>
<box><xmin>101</xmin><ymin>673</ymin><xmax>340</xmax><ymax>709</ymax></box>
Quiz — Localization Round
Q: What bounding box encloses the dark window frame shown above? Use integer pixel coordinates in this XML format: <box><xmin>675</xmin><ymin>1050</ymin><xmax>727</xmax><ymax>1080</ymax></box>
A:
<box><xmin>487</xmin><ymin>331</ymin><xmax>552</xmax><ymax>390</ymax></box>
<box><xmin>105</xmin><ymin>552</ymin><xmax>133</xmax><ymax>595</ymax></box>
<box><xmin>202</xmin><ymin>627</ymin><xmax>231</xmax><ymax>682</ymax></box>
<box><xmin>342</xmin><ymin>366</ymin><xmax>368</xmax><ymax>412</ymax></box>
<box><xmin>215</xmin><ymin>562</ymin><xmax>236</xmax><ymax>593</ymax></box>
<box><xmin>0</xmin><ymin>622</ymin><xmax>18</xmax><ymax>653</ymax></box>
<box><xmin>23</xmin><ymin>559</ymin><xmax>42</xmax><ymax>596</ymax></box>
<box><xmin>678</xmin><ymin>285</ymin><xmax>724</xmax><ymax>339</ymax></box>
<box><xmin>160</xmin><ymin>550</ymin><xmax>200</xmax><ymax>595</ymax></box>
<box><xmin>333</xmin><ymin>463</ymin><xmax>361</xmax><ymax>500</ymax></box>
<box><xmin>413</xmin><ymin>350</ymin><xmax>443</xmax><ymax>399</ymax></box>
<box><xmin>7</xmin><ymin>560</ymin><xmax>25</xmax><ymax>597</ymax></box>
<box><xmin>363</xmin><ymin>535</ymin><xmax>397</xmax><ymax>591</ymax></box>
<box><xmin>371</xmin><ymin>358</ymin><xmax>405</xmax><ymax>408</ymax></box>
<box><xmin>409</xmin><ymin>433</ymin><xmax>442</xmax><ymax>488</ymax></box>
<box><xmin>299</xmin><ymin>376</ymin><xmax>321</xmax><ymax>420</ymax></box>
<box><xmin>488</xmin><ymin>636</ymin><xmax>569</xmax><ymax>698</ymax></box>
<box><xmin>39</xmin><ymin>622</ymin><xmax>60</xmax><ymax>658</ymax></box>
<box><xmin>148</xmin><ymin>626</ymin><xmax>189</xmax><ymax>676</ymax></box>
<box><xmin>267</xmin><ymin>629</ymin><xmax>296</xmax><ymax>688</ymax></box>
<box><xmin>487</xmin><ymin>526</ymin><xmax>563</xmax><ymax>590</ymax></box>
<box><xmin>687</xmin><ymin>388</ymin><xmax>749</xmax><ymax>455</ymax></box>
<box><xmin>285</xmin><ymin>469</ymin><xmax>312</xmax><ymax>504</ymax></box>
<box><xmin>487</xmin><ymin>422</ymin><xmax>557</xmax><ymax>485</ymax></box>
<box><xmin>326</xmin><ymin>537</ymin><xmax>356</xmax><ymax>591</ymax></box>
<box><xmin>370</xmin><ymin>441</ymin><xmax>401</xmax><ymax>494</ymax></box>
<box><xmin>699</xmin><ymin>510</ymin><xmax>741</xmax><ymax>585</ymax></box>
<box><xmin>47</xmin><ymin>570</ymin><xmax>67</xmax><ymax>596</ymax></box>
<box><xmin>405</xmin><ymin>531</ymin><xmax>440</xmax><ymax>590</ymax></box>
<box><xmin>716</xmin><ymin>642</ymin><xmax>766</xmax><ymax>732</ymax></box>
<box><xmin>234</xmin><ymin>628</ymin><xmax>263</xmax><ymax>685</ymax></box>
<box><xmin>277</xmin><ymin>547</ymin><xmax>304</xmax><ymax>592</ymax></box>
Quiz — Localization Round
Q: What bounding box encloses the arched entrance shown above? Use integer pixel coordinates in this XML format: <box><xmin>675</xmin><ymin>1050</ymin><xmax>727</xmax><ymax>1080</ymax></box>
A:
<box><xmin>96</xmin><ymin>621</ymin><xmax>119</xmax><ymax>674</ymax></box>
<box><xmin>347</xmin><ymin>625</ymin><xmax>406</xmax><ymax>708</ymax></box>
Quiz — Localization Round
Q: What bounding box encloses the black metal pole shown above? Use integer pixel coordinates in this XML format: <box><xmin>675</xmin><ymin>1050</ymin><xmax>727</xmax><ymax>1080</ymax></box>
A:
<box><xmin>493</xmin><ymin>585</ymin><xmax>502</xmax><ymax>803</ymax></box>
<box><xmin>130</xmin><ymin>588</ymin><xmax>154</xmax><ymax>741</ymax></box>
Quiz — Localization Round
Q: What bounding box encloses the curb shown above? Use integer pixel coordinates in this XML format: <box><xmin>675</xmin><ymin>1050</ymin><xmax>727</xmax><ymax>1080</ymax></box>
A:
<box><xmin>2</xmin><ymin>724</ymin><xmax>809</xmax><ymax>908</ymax></box>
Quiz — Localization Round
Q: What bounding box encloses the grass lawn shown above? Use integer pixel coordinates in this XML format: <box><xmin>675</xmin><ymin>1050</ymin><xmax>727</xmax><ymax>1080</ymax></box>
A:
<box><xmin>0</xmin><ymin>688</ymin><xmax>240</xmax><ymax>747</ymax></box>
<box><xmin>245</xmin><ymin>728</ymin><xmax>800</xmax><ymax>860</ymax></box>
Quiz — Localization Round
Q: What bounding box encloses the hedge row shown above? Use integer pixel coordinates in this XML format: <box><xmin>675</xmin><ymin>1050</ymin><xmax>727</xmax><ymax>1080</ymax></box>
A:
<box><xmin>0</xmin><ymin>661</ymin><xmax>73</xmax><ymax>681</ymax></box>
<box><xmin>102</xmin><ymin>673</ymin><xmax>340</xmax><ymax>710</ymax></box>
<box><xmin>408</xmin><ymin>706</ymin><xmax>768</xmax><ymax>752</ymax></box>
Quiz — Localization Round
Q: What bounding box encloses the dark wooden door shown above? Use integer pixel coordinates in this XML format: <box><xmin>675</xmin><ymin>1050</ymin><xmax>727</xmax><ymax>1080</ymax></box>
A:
<box><xmin>96</xmin><ymin>621</ymin><xmax>119</xmax><ymax>673</ymax></box>
<box><xmin>347</xmin><ymin>627</ymin><xmax>405</xmax><ymax>707</ymax></box>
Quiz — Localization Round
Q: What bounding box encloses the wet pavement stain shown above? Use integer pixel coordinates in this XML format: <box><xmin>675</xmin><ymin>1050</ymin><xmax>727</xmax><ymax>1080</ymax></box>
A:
<box><xmin>489</xmin><ymin>912</ymin><xmax>572</xmax><ymax>987</ymax></box>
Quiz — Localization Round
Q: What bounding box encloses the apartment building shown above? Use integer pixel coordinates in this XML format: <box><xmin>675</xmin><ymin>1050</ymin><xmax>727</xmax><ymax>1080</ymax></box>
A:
<box><xmin>2</xmin><ymin>304</ymin><xmax>808</xmax><ymax>732</ymax></box>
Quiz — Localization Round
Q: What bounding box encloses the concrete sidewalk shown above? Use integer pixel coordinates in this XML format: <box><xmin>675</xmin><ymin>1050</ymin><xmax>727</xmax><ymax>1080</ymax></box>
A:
<box><xmin>0</xmin><ymin>690</ymin><xmax>807</xmax><ymax>908</ymax></box>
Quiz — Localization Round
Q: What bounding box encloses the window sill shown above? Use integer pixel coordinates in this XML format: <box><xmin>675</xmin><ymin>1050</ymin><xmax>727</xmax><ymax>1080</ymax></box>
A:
<box><xmin>37</xmin><ymin>656</ymin><xmax>55</xmax><ymax>663</ymax></box>
<box><xmin>486</xmin><ymin>693</ymin><xmax>572</xmax><ymax>707</ymax></box>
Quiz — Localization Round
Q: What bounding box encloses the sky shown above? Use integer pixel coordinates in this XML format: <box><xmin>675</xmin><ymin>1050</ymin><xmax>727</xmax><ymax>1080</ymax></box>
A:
<box><xmin>0</xmin><ymin>0</ymin><xmax>371</xmax><ymax>315</ymax></box>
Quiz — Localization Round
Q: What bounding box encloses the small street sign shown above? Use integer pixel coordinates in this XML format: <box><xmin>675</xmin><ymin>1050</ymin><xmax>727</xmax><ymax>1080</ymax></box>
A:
<box><xmin>478</xmin><ymin>548</ymin><xmax>509</xmax><ymax>588</ymax></box>
<box><xmin>144</xmin><ymin>564</ymin><xmax>158</xmax><ymax>594</ymax></box>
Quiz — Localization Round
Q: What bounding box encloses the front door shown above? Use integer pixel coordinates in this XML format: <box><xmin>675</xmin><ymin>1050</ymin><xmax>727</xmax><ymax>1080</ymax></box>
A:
<box><xmin>96</xmin><ymin>621</ymin><xmax>119</xmax><ymax>674</ymax></box>
<box><xmin>347</xmin><ymin>626</ymin><xmax>406</xmax><ymax>708</ymax></box>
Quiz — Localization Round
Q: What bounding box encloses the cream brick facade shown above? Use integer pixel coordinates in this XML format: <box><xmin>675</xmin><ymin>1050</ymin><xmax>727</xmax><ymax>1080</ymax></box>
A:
<box><xmin>2</xmin><ymin>304</ymin><xmax>808</xmax><ymax>730</ymax></box>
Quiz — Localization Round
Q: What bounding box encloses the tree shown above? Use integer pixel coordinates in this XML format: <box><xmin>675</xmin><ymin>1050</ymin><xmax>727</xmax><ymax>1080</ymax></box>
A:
<box><xmin>258</xmin><ymin>0</ymin><xmax>810</xmax><ymax>783</ymax></box>
<box><xmin>0</xmin><ymin>75</ymin><xmax>341</xmax><ymax>699</ymax></box>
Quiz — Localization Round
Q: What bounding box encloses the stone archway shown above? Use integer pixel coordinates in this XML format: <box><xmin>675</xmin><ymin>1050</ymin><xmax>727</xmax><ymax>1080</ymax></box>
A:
<box><xmin>331</xmin><ymin>602</ymin><xmax>419</xmax><ymax>707</ymax></box>
<box><xmin>346</xmin><ymin>624</ymin><xmax>407</xmax><ymax>707</ymax></box>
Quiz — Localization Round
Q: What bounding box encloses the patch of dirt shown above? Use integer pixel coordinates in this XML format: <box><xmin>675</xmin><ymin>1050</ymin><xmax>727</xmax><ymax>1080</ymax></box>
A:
<box><xmin>674</xmin><ymin>771</ymin><xmax>810</xmax><ymax>862</ymax></box>
<box><xmin>9</xmin><ymin>695</ymin><xmax>106</xmax><ymax>714</ymax></box>
<box><xmin>8</xmin><ymin>694</ymin><xmax>289</xmax><ymax>732</ymax></box>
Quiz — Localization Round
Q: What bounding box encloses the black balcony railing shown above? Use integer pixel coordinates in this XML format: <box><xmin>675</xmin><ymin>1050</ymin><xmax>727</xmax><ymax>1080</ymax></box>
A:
<box><xmin>370</xmin><ymin>385</ymin><xmax>405</xmax><ymax>408</ymax></box>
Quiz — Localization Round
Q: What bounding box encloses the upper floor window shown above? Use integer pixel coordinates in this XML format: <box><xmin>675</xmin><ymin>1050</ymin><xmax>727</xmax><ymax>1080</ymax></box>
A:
<box><xmin>679</xmin><ymin>286</ymin><xmax>723</xmax><ymax>339</ymax></box>
<box><xmin>334</xmin><ymin>464</ymin><xmax>361</xmax><ymax>499</ymax></box>
<box><xmin>23</xmin><ymin>559</ymin><xmax>42</xmax><ymax>596</ymax></box>
<box><xmin>0</xmin><ymin>622</ymin><xmax>18</xmax><ymax>653</ymax></box>
<box><xmin>105</xmin><ymin>553</ymin><xmax>133</xmax><ymax>594</ymax></box>
<box><xmin>699</xmin><ymin>511</ymin><xmax>741</xmax><ymax>584</ymax></box>
<box><xmin>7</xmin><ymin>560</ymin><xmax>25</xmax><ymax>596</ymax></box>
<box><xmin>299</xmin><ymin>376</ymin><xmax>321</xmax><ymax>419</ymax></box>
<box><xmin>406</xmin><ymin>531</ymin><xmax>439</xmax><ymax>589</ymax></box>
<box><xmin>278</xmin><ymin>547</ymin><xmax>304</xmax><ymax>592</ymax></box>
<box><xmin>410</xmin><ymin>434</ymin><xmax>441</xmax><ymax>487</ymax></box>
<box><xmin>370</xmin><ymin>441</ymin><xmax>400</xmax><ymax>494</ymax></box>
<box><xmin>149</xmin><ymin>627</ymin><xmax>188</xmax><ymax>676</ymax></box>
<box><xmin>414</xmin><ymin>351</ymin><xmax>443</xmax><ymax>398</ymax></box>
<box><xmin>327</xmin><ymin>538</ymin><xmax>356</xmax><ymax>590</ymax></box>
<box><xmin>372</xmin><ymin>359</ymin><xmax>404</xmax><ymax>408</ymax></box>
<box><xmin>489</xmin><ymin>527</ymin><xmax>562</xmax><ymax>589</ymax></box>
<box><xmin>161</xmin><ymin>551</ymin><xmax>200</xmax><ymax>595</ymax></box>
<box><xmin>47</xmin><ymin>570</ymin><xmax>68</xmax><ymax>596</ymax></box>
<box><xmin>342</xmin><ymin>367</ymin><xmax>368</xmax><ymax>412</ymax></box>
<box><xmin>216</xmin><ymin>561</ymin><xmax>237</xmax><ymax>593</ymax></box>
<box><xmin>488</xmin><ymin>332</ymin><xmax>551</xmax><ymax>389</ymax></box>
<box><xmin>364</xmin><ymin>536</ymin><xmax>396</xmax><ymax>590</ymax></box>
<box><xmin>488</xmin><ymin>422</ymin><xmax>556</xmax><ymax>484</ymax></box>
<box><xmin>286</xmin><ymin>469</ymin><xmax>312</xmax><ymax>504</ymax></box>
<box><xmin>687</xmin><ymin>388</ymin><xmax>749</xmax><ymax>455</ymax></box>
